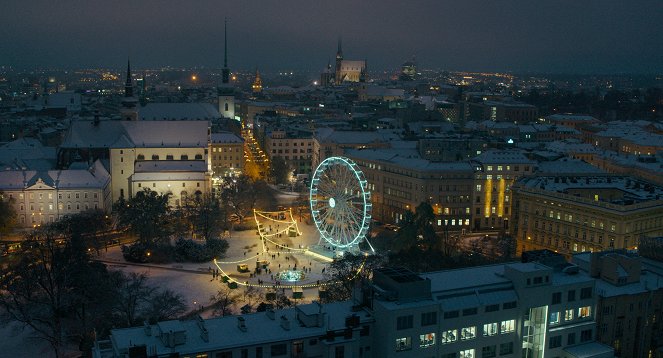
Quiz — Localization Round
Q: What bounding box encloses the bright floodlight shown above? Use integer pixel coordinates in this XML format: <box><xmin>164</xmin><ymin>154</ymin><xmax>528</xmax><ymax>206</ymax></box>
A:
<box><xmin>309</xmin><ymin>156</ymin><xmax>372</xmax><ymax>249</ymax></box>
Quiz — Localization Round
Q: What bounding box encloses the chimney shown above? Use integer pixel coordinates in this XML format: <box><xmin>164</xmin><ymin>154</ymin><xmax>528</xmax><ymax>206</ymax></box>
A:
<box><xmin>168</xmin><ymin>330</ymin><xmax>175</xmax><ymax>348</ymax></box>
<box><xmin>143</xmin><ymin>321</ymin><xmax>151</xmax><ymax>336</ymax></box>
<box><xmin>280</xmin><ymin>315</ymin><xmax>291</xmax><ymax>331</ymax></box>
<box><xmin>237</xmin><ymin>316</ymin><xmax>247</xmax><ymax>332</ymax></box>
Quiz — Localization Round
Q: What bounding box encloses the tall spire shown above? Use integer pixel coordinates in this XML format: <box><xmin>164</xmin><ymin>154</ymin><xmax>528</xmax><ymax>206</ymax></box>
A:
<box><xmin>222</xmin><ymin>18</ymin><xmax>230</xmax><ymax>84</ymax></box>
<box><xmin>125</xmin><ymin>58</ymin><xmax>133</xmax><ymax>98</ymax></box>
<box><xmin>224</xmin><ymin>18</ymin><xmax>228</xmax><ymax>68</ymax></box>
<box><xmin>336</xmin><ymin>36</ymin><xmax>343</xmax><ymax>60</ymax></box>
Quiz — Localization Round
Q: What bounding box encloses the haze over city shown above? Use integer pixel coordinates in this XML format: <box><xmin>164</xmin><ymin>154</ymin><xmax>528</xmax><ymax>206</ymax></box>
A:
<box><xmin>2</xmin><ymin>0</ymin><xmax>663</xmax><ymax>73</ymax></box>
<box><xmin>2</xmin><ymin>2</ymin><xmax>663</xmax><ymax>358</ymax></box>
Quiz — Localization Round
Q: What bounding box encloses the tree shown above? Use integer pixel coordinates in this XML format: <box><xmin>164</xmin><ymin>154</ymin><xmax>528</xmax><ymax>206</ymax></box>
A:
<box><xmin>0</xmin><ymin>226</ymin><xmax>100</xmax><ymax>357</ymax></box>
<box><xmin>394</xmin><ymin>210</ymin><xmax>417</xmax><ymax>251</ymax></box>
<box><xmin>270</xmin><ymin>156</ymin><xmax>292</xmax><ymax>185</ymax></box>
<box><xmin>0</xmin><ymin>191</ymin><xmax>17</xmax><ymax>234</ymax></box>
<box><xmin>144</xmin><ymin>289</ymin><xmax>187</xmax><ymax>323</ymax></box>
<box><xmin>209</xmin><ymin>284</ymin><xmax>241</xmax><ymax>317</ymax></box>
<box><xmin>322</xmin><ymin>253</ymin><xmax>386</xmax><ymax>303</ymax></box>
<box><xmin>182</xmin><ymin>193</ymin><xmax>224</xmax><ymax>241</ymax></box>
<box><xmin>114</xmin><ymin>189</ymin><xmax>172</xmax><ymax>246</ymax></box>
<box><xmin>414</xmin><ymin>202</ymin><xmax>437</xmax><ymax>249</ymax></box>
<box><xmin>111</xmin><ymin>271</ymin><xmax>155</xmax><ymax>327</ymax></box>
<box><xmin>220</xmin><ymin>175</ymin><xmax>258</xmax><ymax>224</ymax></box>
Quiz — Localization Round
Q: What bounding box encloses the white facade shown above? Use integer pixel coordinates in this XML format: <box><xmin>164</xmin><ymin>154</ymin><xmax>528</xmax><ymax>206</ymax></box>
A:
<box><xmin>0</xmin><ymin>160</ymin><xmax>111</xmax><ymax>228</ymax></box>
<box><xmin>93</xmin><ymin>262</ymin><xmax>613</xmax><ymax>358</ymax></box>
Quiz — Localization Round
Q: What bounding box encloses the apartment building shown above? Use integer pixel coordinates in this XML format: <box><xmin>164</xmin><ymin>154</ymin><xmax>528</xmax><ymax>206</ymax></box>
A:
<box><xmin>265</xmin><ymin>129</ymin><xmax>316</xmax><ymax>174</ymax></box>
<box><xmin>346</xmin><ymin>148</ymin><xmax>475</xmax><ymax>230</ymax></box>
<box><xmin>94</xmin><ymin>262</ymin><xmax>614</xmax><ymax>358</ymax></box>
<box><xmin>511</xmin><ymin>175</ymin><xmax>663</xmax><ymax>257</ymax></box>
<box><xmin>471</xmin><ymin>150</ymin><xmax>536</xmax><ymax>231</ymax></box>
<box><xmin>210</xmin><ymin>131</ymin><xmax>244</xmax><ymax>178</ymax></box>
<box><xmin>573</xmin><ymin>251</ymin><xmax>663</xmax><ymax>358</ymax></box>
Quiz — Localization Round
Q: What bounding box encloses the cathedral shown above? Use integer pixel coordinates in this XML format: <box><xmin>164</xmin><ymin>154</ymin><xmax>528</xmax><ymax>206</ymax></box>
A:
<box><xmin>321</xmin><ymin>39</ymin><xmax>366</xmax><ymax>86</ymax></box>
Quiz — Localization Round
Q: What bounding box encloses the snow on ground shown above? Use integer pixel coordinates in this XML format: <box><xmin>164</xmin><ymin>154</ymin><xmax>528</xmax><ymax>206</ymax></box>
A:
<box><xmin>98</xmin><ymin>209</ymin><xmax>336</xmax><ymax>314</ymax></box>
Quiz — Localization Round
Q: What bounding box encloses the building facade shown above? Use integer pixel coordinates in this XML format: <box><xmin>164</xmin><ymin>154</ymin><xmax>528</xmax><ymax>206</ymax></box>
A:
<box><xmin>265</xmin><ymin>129</ymin><xmax>316</xmax><ymax>175</ymax></box>
<box><xmin>210</xmin><ymin>132</ymin><xmax>244</xmax><ymax>178</ymax></box>
<box><xmin>94</xmin><ymin>262</ymin><xmax>615</xmax><ymax>358</ymax></box>
<box><xmin>512</xmin><ymin>175</ymin><xmax>663</xmax><ymax>257</ymax></box>
<box><xmin>0</xmin><ymin>160</ymin><xmax>111</xmax><ymax>228</ymax></box>
<box><xmin>471</xmin><ymin>150</ymin><xmax>537</xmax><ymax>231</ymax></box>
<box><xmin>346</xmin><ymin>149</ymin><xmax>475</xmax><ymax>230</ymax></box>
<box><xmin>572</xmin><ymin>252</ymin><xmax>663</xmax><ymax>358</ymax></box>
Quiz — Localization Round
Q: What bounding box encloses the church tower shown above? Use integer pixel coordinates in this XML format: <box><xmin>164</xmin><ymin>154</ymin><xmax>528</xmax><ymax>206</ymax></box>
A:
<box><xmin>218</xmin><ymin>18</ymin><xmax>235</xmax><ymax>120</ymax></box>
<box><xmin>121</xmin><ymin>58</ymin><xmax>139</xmax><ymax>121</ymax></box>
<box><xmin>252</xmin><ymin>68</ymin><xmax>263</xmax><ymax>95</ymax></box>
<box><xmin>334</xmin><ymin>37</ymin><xmax>343</xmax><ymax>84</ymax></box>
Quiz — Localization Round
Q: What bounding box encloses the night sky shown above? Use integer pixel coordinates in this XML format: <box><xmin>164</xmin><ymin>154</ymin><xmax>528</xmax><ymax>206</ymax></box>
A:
<box><xmin>2</xmin><ymin>0</ymin><xmax>662</xmax><ymax>73</ymax></box>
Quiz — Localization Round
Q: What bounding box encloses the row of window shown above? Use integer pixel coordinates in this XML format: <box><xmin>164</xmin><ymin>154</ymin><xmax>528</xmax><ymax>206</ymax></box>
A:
<box><xmin>211</xmin><ymin>147</ymin><xmax>241</xmax><ymax>152</ymax></box>
<box><xmin>441</xmin><ymin>320</ymin><xmax>516</xmax><ymax>344</ymax></box>
<box><xmin>403</xmin><ymin>342</ymin><xmax>514</xmax><ymax>358</ymax></box>
<box><xmin>135</xmin><ymin>154</ymin><xmax>203</xmax><ymax>160</ymax></box>
<box><xmin>212</xmin><ymin>156</ymin><xmax>241</xmax><ymax>161</ymax></box>
<box><xmin>20</xmin><ymin>202</ymin><xmax>99</xmax><ymax>212</ymax></box>
<box><xmin>551</xmin><ymin>288</ymin><xmax>593</xmax><ymax>305</ymax></box>
<box><xmin>549</xmin><ymin>306</ymin><xmax>592</xmax><ymax>325</ymax></box>
<box><xmin>11</xmin><ymin>192</ymin><xmax>99</xmax><ymax>200</ymax></box>
<box><xmin>271</xmin><ymin>141</ymin><xmax>313</xmax><ymax>146</ymax></box>
<box><xmin>137</xmin><ymin>182</ymin><xmax>201</xmax><ymax>188</ymax></box>
<box><xmin>548</xmin><ymin>329</ymin><xmax>593</xmax><ymax>348</ymax></box>
<box><xmin>271</xmin><ymin>148</ymin><xmax>312</xmax><ymax>154</ymax></box>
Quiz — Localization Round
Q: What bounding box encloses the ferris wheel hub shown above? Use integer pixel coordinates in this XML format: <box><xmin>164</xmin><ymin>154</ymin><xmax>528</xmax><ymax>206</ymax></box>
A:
<box><xmin>329</xmin><ymin>197</ymin><xmax>336</xmax><ymax>208</ymax></box>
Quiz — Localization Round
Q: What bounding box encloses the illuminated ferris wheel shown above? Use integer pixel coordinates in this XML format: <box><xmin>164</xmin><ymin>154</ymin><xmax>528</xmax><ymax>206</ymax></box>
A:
<box><xmin>309</xmin><ymin>156</ymin><xmax>372</xmax><ymax>250</ymax></box>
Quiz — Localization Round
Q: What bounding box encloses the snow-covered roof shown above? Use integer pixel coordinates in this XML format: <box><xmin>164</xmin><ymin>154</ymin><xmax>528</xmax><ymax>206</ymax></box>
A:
<box><xmin>0</xmin><ymin>138</ymin><xmax>57</xmax><ymax>170</ymax></box>
<box><xmin>139</xmin><ymin>103</ymin><xmax>221</xmax><ymax>121</ymax></box>
<box><xmin>0</xmin><ymin>160</ymin><xmax>109</xmax><ymax>190</ymax></box>
<box><xmin>211</xmin><ymin>132</ymin><xmax>244</xmax><ymax>144</ymax></box>
<box><xmin>537</xmin><ymin>158</ymin><xmax>605</xmax><ymax>175</ymax></box>
<box><xmin>61</xmin><ymin>120</ymin><xmax>209</xmax><ymax>149</ymax></box>
<box><xmin>107</xmin><ymin>300</ymin><xmax>371</xmax><ymax>356</ymax></box>
<box><xmin>473</xmin><ymin>149</ymin><xmax>535</xmax><ymax>164</ymax></box>
<box><xmin>347</xmin><ymin>149</ymin><xmax>474</xmax><ymax>172</ymax></box>
<box><xmin>546</xmin><ymin>113</ymin><xmax>599</xmax><ymax>122</ymax></box>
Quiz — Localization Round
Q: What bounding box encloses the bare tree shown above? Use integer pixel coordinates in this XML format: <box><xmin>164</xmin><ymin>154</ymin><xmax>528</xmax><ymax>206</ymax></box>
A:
<box><xmin>209</xmin><ymin>285</ymin><xmax>241</xmax><ymax>317</ymax></box>
<box><xmin>110</xmin><ymin>272</ymin><xmax>155</xmax><ymax>327</ymax></box>
<box><xmin>0</xmin><ymin>228</ymin><xmax>78</xmax><ymax>357</ymax></box>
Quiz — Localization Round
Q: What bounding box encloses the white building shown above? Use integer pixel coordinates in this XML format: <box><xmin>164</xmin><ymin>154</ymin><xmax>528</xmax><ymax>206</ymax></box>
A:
<box><xmin>0</xmin><ymin>160</ymin><xmax>111</xmax><ymax>228</ymax></box>
<box><xmin>93</xmin><ymin>262</ymin><xmax>614</xmax><ymax>358</ymax></box>
<box><xmin>60</xmin><ymin>120</ymin><xmax>211</xmax><ymax>205</ymax></box>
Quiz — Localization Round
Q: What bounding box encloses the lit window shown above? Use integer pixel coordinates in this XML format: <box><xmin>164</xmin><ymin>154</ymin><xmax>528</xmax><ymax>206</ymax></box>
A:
<box><xmin>487</xmin><ymin>166</ymin><xmax>493</xmax><ymax>171</ymax></box>
<box><xmin>578</xmin><ymin>306</ymin><xmax>591</xmax><ymax>318</ymax></box>
<box><xmin>419</xmin><ymin>333</ymin><xmax>435</xmax><ymax>348</ymax></box>
<box><xmin>550</xmin><ymin>312</ymin><xmax>560</xmax><ymax>325</ymax></box>
<box><xmin>441</xmin><ymin>329</ymin><xmax>457</xmax><ymax>344</ymax></box>
<box><xmin>565</xmin><ymin>309</ymin><xmax>574</xmax><ymax>321</ymax></box>
<box><xmin>395</xmin><ymin>337</ymin><xmax>411</xmax><ymax>351</ymax></box>
<box><xmin>460</xmin><ymin>349</ymin><xmax>475</xmax><ymax>358</ymax></box>
<box><xmin>460</xmin><ymin>326</ymin><xmax>476</xmax><ymax>340</ymax></box>
<box><xmin>497</xmin><ymin>166</ymin><xmax>503</xmax><ymax>171</ymax></box>
<box><xmin>500</xmin><ymin>319</ymin><xmax>515</xmax><ymax>333</ymax></box>
<box><xmin>483</xmin><ymin>323</ymin><xmax>498</xmax><ymax>336</ymax></box>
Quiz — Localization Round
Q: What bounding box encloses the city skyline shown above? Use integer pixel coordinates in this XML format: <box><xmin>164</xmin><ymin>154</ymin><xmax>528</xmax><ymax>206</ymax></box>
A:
<box><xmin>2</xmin><ymin>0</ymin><xmax>663</xmax><ymax>74</ymax></box>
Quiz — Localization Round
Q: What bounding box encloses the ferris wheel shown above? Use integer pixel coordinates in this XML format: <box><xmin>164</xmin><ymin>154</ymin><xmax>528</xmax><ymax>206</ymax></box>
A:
<box><xmin>309</xmin><ymin>156</ymin><xmax>372</xmax><ymax>250</ymax></box>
